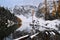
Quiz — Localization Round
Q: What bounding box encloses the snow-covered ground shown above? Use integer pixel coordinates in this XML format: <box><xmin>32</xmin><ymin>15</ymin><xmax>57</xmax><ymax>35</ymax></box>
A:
<box><xmin>13</xmin><ymin>14</ymin><xmax>60</xmax><ymax>40</ymax></box>
<box><xmin>15</xmin><ymin>14</ymin><xmax>60</xmax><ymax>32</ymax></box>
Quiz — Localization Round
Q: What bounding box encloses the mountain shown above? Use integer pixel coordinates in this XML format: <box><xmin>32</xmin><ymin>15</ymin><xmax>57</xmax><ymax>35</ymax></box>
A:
<box><xmin>13</xmin><ymin>5</ymin><xmax>37</xmax><ymax>18</ymax></box>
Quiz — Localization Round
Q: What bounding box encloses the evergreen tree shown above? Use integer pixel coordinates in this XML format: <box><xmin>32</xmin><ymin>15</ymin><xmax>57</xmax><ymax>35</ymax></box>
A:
<box><xmin>0</xmin><ymin>7</ymin><xmax>21</xmax><ymax>40</ymax></box>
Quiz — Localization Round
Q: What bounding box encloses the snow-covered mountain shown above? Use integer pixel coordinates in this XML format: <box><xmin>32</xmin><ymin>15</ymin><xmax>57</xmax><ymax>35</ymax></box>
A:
<box><xmin>13</xmin><ymin>5</ymin><xmax>37</xmax><ymax>18</ymax></box>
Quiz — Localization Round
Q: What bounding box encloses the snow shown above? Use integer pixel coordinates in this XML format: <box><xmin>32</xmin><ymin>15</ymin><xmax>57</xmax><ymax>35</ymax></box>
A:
<box><xmin>39</xmin><ymin>19</ymin><xmax>60</xmax><ymax>31</ymax></box>
<box><xmin>14</xmin><ymin>3</ymin><xmax>60</xmax><ymax>32</ymax></box>
<box><xmin>15</xmin><ymin>14</ymin><xmax>60</xmax><ymax>32</ymax></box>
<box><xmin>13</xmin><ymin>35</ymin><xmax>29</xmax><ymax>40</ymax></box>
<box><xmin>7</xmin><ymin>20</ymin><xmax>15</xmax><ymax>27</ymax></box>
<box><xmin>45</xmin><ymin>19</ymin><xmax>60</xmax><ymax>30</ymax></box>
<box><xmin>50</xmin><ymin>32</ymin><xmax>55</xmax><ymax>35</ymax></box>
<box><xmin>13</xmin><ymin>32</ymin><xmax>39</xmax><ymax>40</ymax></box>
<box><xmin>15</xmin><ymin>15</ymin><xmax>32</xmax><ymax>31</ymax></box>
<box><xmin>30</xmin><ymin>32</ymin><xmax>39</xmax><ymax>39</ymax></box>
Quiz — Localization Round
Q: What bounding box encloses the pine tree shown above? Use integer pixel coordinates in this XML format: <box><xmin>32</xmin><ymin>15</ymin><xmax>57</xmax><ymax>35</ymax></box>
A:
<box><xmin>0</xmin><ymin>7</ymin><xmax>22</xmax><ymax>40</ymax></box>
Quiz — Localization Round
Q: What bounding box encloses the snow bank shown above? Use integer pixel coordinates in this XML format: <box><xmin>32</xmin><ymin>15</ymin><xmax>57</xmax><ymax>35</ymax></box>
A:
<box><xmin>15</xmin><ymin>15</ymin><xmax>60</xmax><ymax>32</ymax></box>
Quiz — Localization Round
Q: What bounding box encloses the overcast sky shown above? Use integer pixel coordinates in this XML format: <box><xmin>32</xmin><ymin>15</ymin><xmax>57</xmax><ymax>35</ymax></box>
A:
<box><xmin>0</xmin><ymin>0</ymin><xmax>44</xmax><ymax>8</ymax></box>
